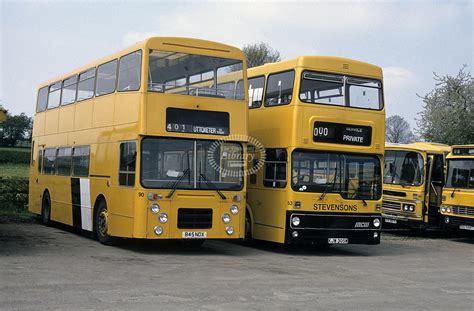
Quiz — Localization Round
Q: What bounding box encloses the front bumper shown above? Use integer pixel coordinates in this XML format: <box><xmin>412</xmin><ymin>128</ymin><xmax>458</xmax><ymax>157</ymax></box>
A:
<box><xmin>382</xmin><ymin>213</ymin><xmax>424</xmax><ymax>229</ymax></box>
<box><xmin>285</xmin><ymin>212</ymin><xmax>381</xmax><ymax>245</ymax></box>
<box><xmin>441</xmin><ymin>215</ymin><xmax>474</xmax><ymax>231</ymax></box>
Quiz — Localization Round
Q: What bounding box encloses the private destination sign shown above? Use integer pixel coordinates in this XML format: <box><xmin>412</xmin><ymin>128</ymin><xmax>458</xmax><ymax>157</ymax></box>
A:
<box><xmin>313</xmin><ymin>121</ymin><xmax>372</xmax><ymax>146</ymax></box>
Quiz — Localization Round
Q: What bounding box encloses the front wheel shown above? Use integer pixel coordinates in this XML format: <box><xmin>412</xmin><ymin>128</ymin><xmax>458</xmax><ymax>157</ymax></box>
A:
<box><xmin>94</xmin><ymin>200</ymin><xmax>117</xmax><ymax>246</ymax></box>
<box><xmin>242</xmin><ymin>211</ymin><xmax>253</xmax><ymax>245</ymax></box>
<box><xmin>41</xmin><ymin>191</ymin><xmax>52</xmax><ymax>226</ymax></box>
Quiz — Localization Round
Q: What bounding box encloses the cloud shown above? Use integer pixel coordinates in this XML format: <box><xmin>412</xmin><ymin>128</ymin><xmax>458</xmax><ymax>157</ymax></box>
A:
<box><xmin>383</xmin><ymin>66</ymin><xmax>416</xmax><ymax>87</ymax></box>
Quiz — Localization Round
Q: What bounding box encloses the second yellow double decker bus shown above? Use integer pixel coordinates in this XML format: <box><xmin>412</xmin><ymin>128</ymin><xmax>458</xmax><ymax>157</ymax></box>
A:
<box><xmin>29</xmin><ymin>37</ymin><xmax>248</xmax><ymax>245</ymax></box>
<box><xmin>245</xmin><ymin>56</ymin><xmax>385</xmax><ymax>245</ymax></box>
<box><xmin>440</xmin><ymin>145</ymin><xmax>474</xmax><ymax>231</ymax></box>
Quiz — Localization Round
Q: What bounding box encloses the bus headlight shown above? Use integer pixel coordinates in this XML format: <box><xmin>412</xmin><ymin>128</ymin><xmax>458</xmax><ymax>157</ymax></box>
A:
<box><xmin>294</xmin><ymin>201</ymin><xmax>301</xmax><ymax>209</ymax></box>
<box><xmin>222</xmin><ymin>213</ymin><xmax>231</xmax><ymax>224</ymax></box>
<box><xmin>232</xmin><ymin>194</ymin><xmax>242</xmax><ymax>203</ymax></box>
<box><xmin>150</xmin><ymin>203</ymin><xmax>160</xmax><ymax>214</ymax></box>
<box><xmin>230</xmin><ymin>205</ymin><xmax>239</xmax><ymax>215</ymax></box>
<box><xmin>292</xmin><ymin>216</ymin><xmax>300</xmax><ymax>227</ymax></box>
<box><xmin>441</xmin><ymin>206</ymin><xmax>447</xmax><ymax>213</ymax></box>
<box><xmin>373</xmin><ymin>218</ymin><xmax>381</xmax><ymax>228</ymax></box>
<box><xmin>226</xmin><ymin>226</ymin><xmax>234</xmax><ymax>235</ymax></box>
<box><xmin>409</xmin><ymin>205</ymin><xmax>415</xmax><ymax>212</ymax></box>
<box><xmin>154</xmin><ymin>226</ymin><xmax>163</xmax><ymax>235</ymax></box>
<box><xmin>446</xmin><ymin>207</ymin><xmax>452</xmax><ymax>213</ymax></box>
<box><xmin>159</xmin><ymin>213</ymin><xmax>168</xmax><ymax>223</ymax></box>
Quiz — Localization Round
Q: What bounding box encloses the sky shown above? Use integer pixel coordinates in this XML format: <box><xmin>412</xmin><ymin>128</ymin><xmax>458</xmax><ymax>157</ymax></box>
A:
<box><xmin>1</xmin><ymin>0</ymin><xmax>472</xmax><ymax>129</ymax></box>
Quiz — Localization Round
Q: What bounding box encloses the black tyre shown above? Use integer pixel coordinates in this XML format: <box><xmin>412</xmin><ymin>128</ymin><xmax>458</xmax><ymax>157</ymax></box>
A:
<box><xmin>41</xmin><ymin>191</ymin><xmax>52</xmax><ymax>226</ymax></box>
<box><xmin>242</xmin><ymin>211</ymin><xmax>253</xmax><ymax>245</ymax></box>
<box><xmin>94</xmin><ymin>200</ymin><xmax>117</xmax><ymax>246</ymax></box>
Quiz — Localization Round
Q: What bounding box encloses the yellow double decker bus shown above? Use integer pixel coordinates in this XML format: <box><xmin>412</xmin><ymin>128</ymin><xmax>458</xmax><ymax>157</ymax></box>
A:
<box><xmin>382</xmin><ymin>142</ymin><xmax>450</xmax><ymax>229</ymax></box>
<box><xmin>440</xmin><ymin>145</ymin><xmax>474</xmax><ymax>231</ymax></box>
<box><xmin>0</xmin><ymin>106</ymin><xmax>6</xmax><ymax>122</ymax></box>
<box><xmin>245</xmin><ymin>56</ymin><xmax>385</xmax><ymax>245</ymax></box>
<box><xmin>29</xmin><ymin>37</ymin><xmax>248</xmax><ymax>245</ymax></box>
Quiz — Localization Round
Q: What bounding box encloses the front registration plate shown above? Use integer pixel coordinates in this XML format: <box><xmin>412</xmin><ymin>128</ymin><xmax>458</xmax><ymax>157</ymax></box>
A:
<box><xmin>182</xmin><ymin>231</ymin><xmax>207</xmax><ymax>239</ymax></box>
<box><xmin>328</xmin><ymin>238</ymin><xmax>348</xmax><ymax>244</ymax></box>
<box><xmin>385</xmin><ymin>218</ymin><xmax>397</xmax><ymax>224</ymax></box>
<box><xmin>459</xmin><ymin>225</ymin><xmax>474</xmax><ymax>231</ymax></box>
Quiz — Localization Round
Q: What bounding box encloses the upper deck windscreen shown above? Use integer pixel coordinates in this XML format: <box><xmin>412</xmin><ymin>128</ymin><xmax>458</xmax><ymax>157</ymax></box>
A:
<box><xmin>148</xmin><ymin>50</ymin><xmax>244</xmax><ymax>101</ymax></box>
<box><xmin>299</xmin><ymin>71</ymin><xmax>383</xmax><ymax>110</ymax></box>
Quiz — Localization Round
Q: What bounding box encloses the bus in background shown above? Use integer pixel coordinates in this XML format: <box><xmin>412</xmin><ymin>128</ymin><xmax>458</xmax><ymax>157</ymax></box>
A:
<box><xmin>440</xmin><ymin>145</ymin><xmax>474</xmax><ymax>231</ymax></box>
<box><xmin>382</xmin><ymin>142</ymin><xmax>450</xmax><ymax>229</ymax></box>
<box><xmin>245</xmin><ymin>56</ymin><xmax>384</xmax><ymax>245</ymax></box>
<box><xmin>29</xmin><ymin>37</ymin><xmax>248</xmax><ymax>245</ymax></box>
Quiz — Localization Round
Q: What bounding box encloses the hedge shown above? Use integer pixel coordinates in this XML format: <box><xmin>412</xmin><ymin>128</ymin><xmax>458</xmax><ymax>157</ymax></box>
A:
<box><xmin>0</xmin><ymin>177</ymin><xmax>29</xmax><ymax>211</ymax></box>
<box><xmin>0</xmin><ymin>149</ymin><xmax>30</xmax><ymax>164</ymax></box>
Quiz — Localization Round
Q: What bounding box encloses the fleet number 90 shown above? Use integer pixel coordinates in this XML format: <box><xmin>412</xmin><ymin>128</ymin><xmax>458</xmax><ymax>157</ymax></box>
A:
<box><xmin>314</xmin><ymin>127</ymin><xmax>329</xmax><ymax>137</ymax></box>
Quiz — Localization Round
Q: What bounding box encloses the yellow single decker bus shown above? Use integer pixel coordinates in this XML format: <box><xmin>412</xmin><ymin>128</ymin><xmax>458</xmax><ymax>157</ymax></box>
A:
<box><xmin>246</xmin><ymin>56</ymin><xmax>385</xmax><ymax>245</ymax></box>
<box><xmin>382</xmin><ymin>142</ymin><xmax>450</xmax><ymax>229</ymax></box>
<box><xmin>29</xmin><ymin>37</ymin><xmax>249</xmax><ymax>245</ymax></box>
<box><xmin>440</xmin><ymin>145</ymin><xmax>474</xmax><ymax>231</ymax></box>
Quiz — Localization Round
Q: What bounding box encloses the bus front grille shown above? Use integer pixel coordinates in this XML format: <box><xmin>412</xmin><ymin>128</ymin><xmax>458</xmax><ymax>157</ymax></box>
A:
<box><xmin>451</xmin><ymin>206</ymin><xmax>474</xmax><ymax>217</ymax></box>
<box><xmin>382</xmin><ymin>201</ymin><xmax>400</xmax><ymax>210</ymax></box>
<box><xmin>178</xmin><ymin>208</ymin><xmax>213</xmax><ymax>229</ymax></box>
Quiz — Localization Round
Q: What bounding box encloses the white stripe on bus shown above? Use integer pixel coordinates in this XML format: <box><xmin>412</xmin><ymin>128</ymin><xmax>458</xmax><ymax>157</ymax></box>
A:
<box><xmin>79</xmin><ymin>178</ymin><xmax>92</xmax><ymax>231</ymax></box>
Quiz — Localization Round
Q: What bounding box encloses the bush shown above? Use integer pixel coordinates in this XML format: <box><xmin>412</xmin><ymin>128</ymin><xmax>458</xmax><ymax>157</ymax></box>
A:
<box><xmin>0</xmin><ymin>149</ymin><xmax>30</xmax><ymax>164</ymax></box>
<box><xmin>0</xmin><ymin>177</ymin><xmax>29</xmax><ymax>211</ymax></box>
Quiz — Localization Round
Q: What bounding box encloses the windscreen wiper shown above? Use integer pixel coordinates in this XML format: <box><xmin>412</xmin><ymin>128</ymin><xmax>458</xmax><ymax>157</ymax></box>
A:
<box><xmin>200</xmin><ymin>173</ymin><xmax>227</xmax><ymax>200</ymax></box>
<box><xmin>318</xmin><ymin>168</ymin><xmax>338</xmax><ymax>201</ymax></box>
<box><xmin>166</xmin><ymin>169</ymin><xmax>190</xmax><ymax>199</ymax></box>
<box><xmin>451</xmin><ymin>188</ymin><xmax>457</xmax><ymax>198</ymax></box>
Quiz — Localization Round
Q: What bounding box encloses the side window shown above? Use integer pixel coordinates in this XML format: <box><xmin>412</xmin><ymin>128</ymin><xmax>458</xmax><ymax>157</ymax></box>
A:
<box><xmin>56</xmin><ymin>148</ymin><xmax>72</xmax><ymax>176</ymax></box>
<box><xmin>38</xmin><ymin>149</ymin><xmax>43</xmax><ymax>174</ymax></box>
<box><xmin>96</xmin><ymin>60</ymin><xmax>118</xmax><ymax>96</ymax></box>
<box><xmin>36</xmin><ymin>87</ymin><xmax>48</xmax><ymax>113</ymax></box>
<box><xmin>248</xmin><ymin>76</ymin><xmax>265</xmax><ymax>108</ymax></box>
<box><xmin>264</xmin><ymin>148</ymin><xmax>287</xmax><ymax>188</ymax></box>
<box><xmin>264</xmin><ymin>71</ymin><xmax>295</xmax><ymax>107</ymax></box>
<box><xmin>118</xmin><ymin>50</ymin><xmax>142</xmax><ymax>92</ymax></box>
<box><xmin>431</xmin><ymin>155</ymin><xmax>444</xmax><ymax>183</ymax></box>
<box><xmin>77</xmin><ymin>68</ymin><xmax>96</xmax><ymax>101</ymax></box>
<box><xmin>61</xmin><ymin>75</ymin><xmax>78</xmax><ymax>105</ymax></box>
<box><xmin>235</xmin><ymin>79</ymin><xmax>245</xmax><ymax>100</ymax></box>
<box><xmin>47</xmin><ymin>82</ymin><xmax>61</xmax><ymax>109</ymax></box>
<box><xmin>43</xmin><ymin>148</ymin><xmax>56</xmax><ymax>175</ymax></box>
<box><xmin>119</xmin><ymin>142</ymin><xmax>137</xmax><ymax>187</ymax></box>
<box><xmin>72</xmin><ymin>146</ymin><xmax>90</xmax><ymax>177</ymax></box>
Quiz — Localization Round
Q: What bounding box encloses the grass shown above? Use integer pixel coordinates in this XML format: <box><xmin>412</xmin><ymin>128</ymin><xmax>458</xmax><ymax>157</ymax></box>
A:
<box><xmin>0</xmin><ymin>163</ymin><xmax>29</xmax><ymax>178</ymax></box>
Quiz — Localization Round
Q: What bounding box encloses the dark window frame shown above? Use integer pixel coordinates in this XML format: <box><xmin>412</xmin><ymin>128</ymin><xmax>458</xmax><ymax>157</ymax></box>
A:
<box><xmin>263</xmin><ymin>148</ymin><xmax>288</xmax><ymax>188</ymax></box>
<box><xmin>56</xmin><ymin>147</ymin><xmax>73</xmax><ymax>176</ymax></box>
<box><xmin>119</xmin><ymin>141</ymin><xmax>137</xmax><ymax>187</ymax></box>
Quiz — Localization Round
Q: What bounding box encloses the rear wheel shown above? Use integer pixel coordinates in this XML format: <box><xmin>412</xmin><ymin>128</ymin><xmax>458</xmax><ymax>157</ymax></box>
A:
<box><xmin>41</xmin><ymin>191</ymin><xmax>52</xmax><ymax>226</ymax></box>
<box><xmin>94</xmin><ymin>200</ymin><xmax>117</xmax><ymax>246</ymax></box>
<box><xmin>242</xmin><ymin>211</ymin><xmax>253</xmax><ymax>245</ymax></box>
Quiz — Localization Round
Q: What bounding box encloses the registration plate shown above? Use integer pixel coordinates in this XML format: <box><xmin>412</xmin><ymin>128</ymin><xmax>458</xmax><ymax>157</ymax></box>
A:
<box><xmin>459</xmin><ymin>225</ymin><xmax>474</xmax><ymax>231</ymax></box>
<box><xmin>385</xmin><ymin>218</ymin><xmax>397</xmax><ymax>224</ymax></box>
<box><xmin>328</xmin><ymin>238</ymin><xmax>348</xmax><ymax>244</ymax></box>
<box><xmin>182</xmin><ymin>231</ymin><xmax>207</xmax><ymax>239</ymax></box>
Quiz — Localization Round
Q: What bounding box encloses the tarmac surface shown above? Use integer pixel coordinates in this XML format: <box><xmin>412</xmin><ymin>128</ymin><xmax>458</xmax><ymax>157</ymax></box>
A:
<box><xmin>1</xmin><ymin>223</ymin><xmax>473</xmax><ymax>310</ymax></box>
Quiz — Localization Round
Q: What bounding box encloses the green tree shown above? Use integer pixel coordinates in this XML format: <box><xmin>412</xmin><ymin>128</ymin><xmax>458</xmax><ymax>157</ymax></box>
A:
<box><xmin>417</xmin><ymin>67</ymin><xmax>474</xmax><ymax>145</ymax></box>
<box><xmin>242</xmin><ymin>42</ymin><xmax>281</xmax><ymax>68</ymax></box>
<box><xmin>386</xmin><ymin>115</ymin><xmax>415</xmax><ymax>143</ymax></box>
<box><xmin>0</xmin><ymin>113</ymin><xmax>33</xmax><ymax>147</ymax></box>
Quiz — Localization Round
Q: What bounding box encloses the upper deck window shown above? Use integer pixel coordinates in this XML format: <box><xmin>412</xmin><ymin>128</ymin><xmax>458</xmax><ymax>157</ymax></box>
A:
<box><xmin>96</xmin><ymin>60</ymin><xmax>118</xmax><ymax>96</ymax></box>
<box><xmin>248</xmin><ymin>76</ymin><xmax>265</xmax><ymax>108</ymax></box>
<box><xmin>118</xmin><ymin>50</ymin><xmax>142</xmax><ymax>92</ymax></box>
<box><xmin>61</xmin><ymin>75</ymin><xmax>78</xmax><ymax>106</ymax></box>
<box><xmin>47</xmin><ymin>82</ymin><xmax>61</xmax><ymax>109</ymax></box>
<box><xmin>148</xmin><ymin>50</ymin><xmax>244</xmax><ymax>101</ymax></box>
<box><xmin>299</xmin><ymin>71</ymin><xmax>383</xmax><ymax>110</ymax></box>
<box><xmin>36</xmin><ymin>87</ymin><xmax>48</xmax><ymax>113</ymax></box>
<box><xmin>264</xmin><ymin>70</ymin><xmax>295</xmax><ymax>106</ymax></box>
<box><xmin>77</xmin><ymin>68</ymin><xmax>96</xmax><ymax>101</ymax></box>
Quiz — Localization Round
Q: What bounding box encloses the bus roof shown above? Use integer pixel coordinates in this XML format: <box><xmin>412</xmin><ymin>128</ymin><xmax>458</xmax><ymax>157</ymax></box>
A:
<box><xmin>385</xmin><ymin>142</ymin><xmax>450</xmax><ymax>154</ymax></box>
<box><xmin>248</xmin><ymin>56</ymin><xmax>383</xmax><ymax>79</ymax></box>
<box><xmin>447</xmin><ymin>144</ymin><xmax>474</xmax><ymax>159</ymax></box>
<box><xmin>38</xmin><ymin>37</ymin><xmax>244</xmax><ymax>88</ymax></box>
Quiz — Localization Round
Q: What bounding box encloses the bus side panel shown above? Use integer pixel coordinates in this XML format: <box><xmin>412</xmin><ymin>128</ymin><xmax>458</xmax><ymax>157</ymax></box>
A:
<box><xmin>93</xmin><ymin>95</ymin><xmax>115</xmax><ymax>128</ymax></box>
<box><xmin>58</xmin><ymin>104</ymin><xmax>75</xmax><ymax>133</ymax></box>
<box><xmin>74</xmin><ymin>100</ymin><xmax>94</xmax><ymax>131</ymax></box>
<box><xmin>114</xmin><ymin>93</ymin><xmax>139</xmax><ymax>125</ymax></box>
<box><xmin>28</xmin><ymin>141</ymin><xmax>41</xmax><ymax>215</ymax></box>
<box><xmin>52</xmin><ymin>175</ymin><xmax>73</xmax><ymax>226</ymax></box>
<box><xmin>44</xmin><ymin>109</ymin><xmax>59</xmax><ymax>135</ymax></box>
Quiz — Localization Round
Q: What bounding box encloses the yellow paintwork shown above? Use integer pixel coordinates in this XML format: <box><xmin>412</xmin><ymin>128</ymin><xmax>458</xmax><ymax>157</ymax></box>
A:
<box><xmin>0</xmin><ymin>108</ymin><xmax>6</xmax><ymax>123</ymax></box>
<box><xmin>441</xmin><ymin>145</ymin><xmax>474</xmax><ymax>225</ymax></box>
<box><xmin>247</xmin><ymin>56</ymin><xmax>385</xmax><ymax>244</ymax></box>
<box><xmin>29</xmin><ymin>37</ymin><xmax>248</xmax><ymax>240</ymax></box>
<box><xmin>382</xmin><ymin>142</ymin><xmax>450</xmax><ymax>226</ymax></box>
